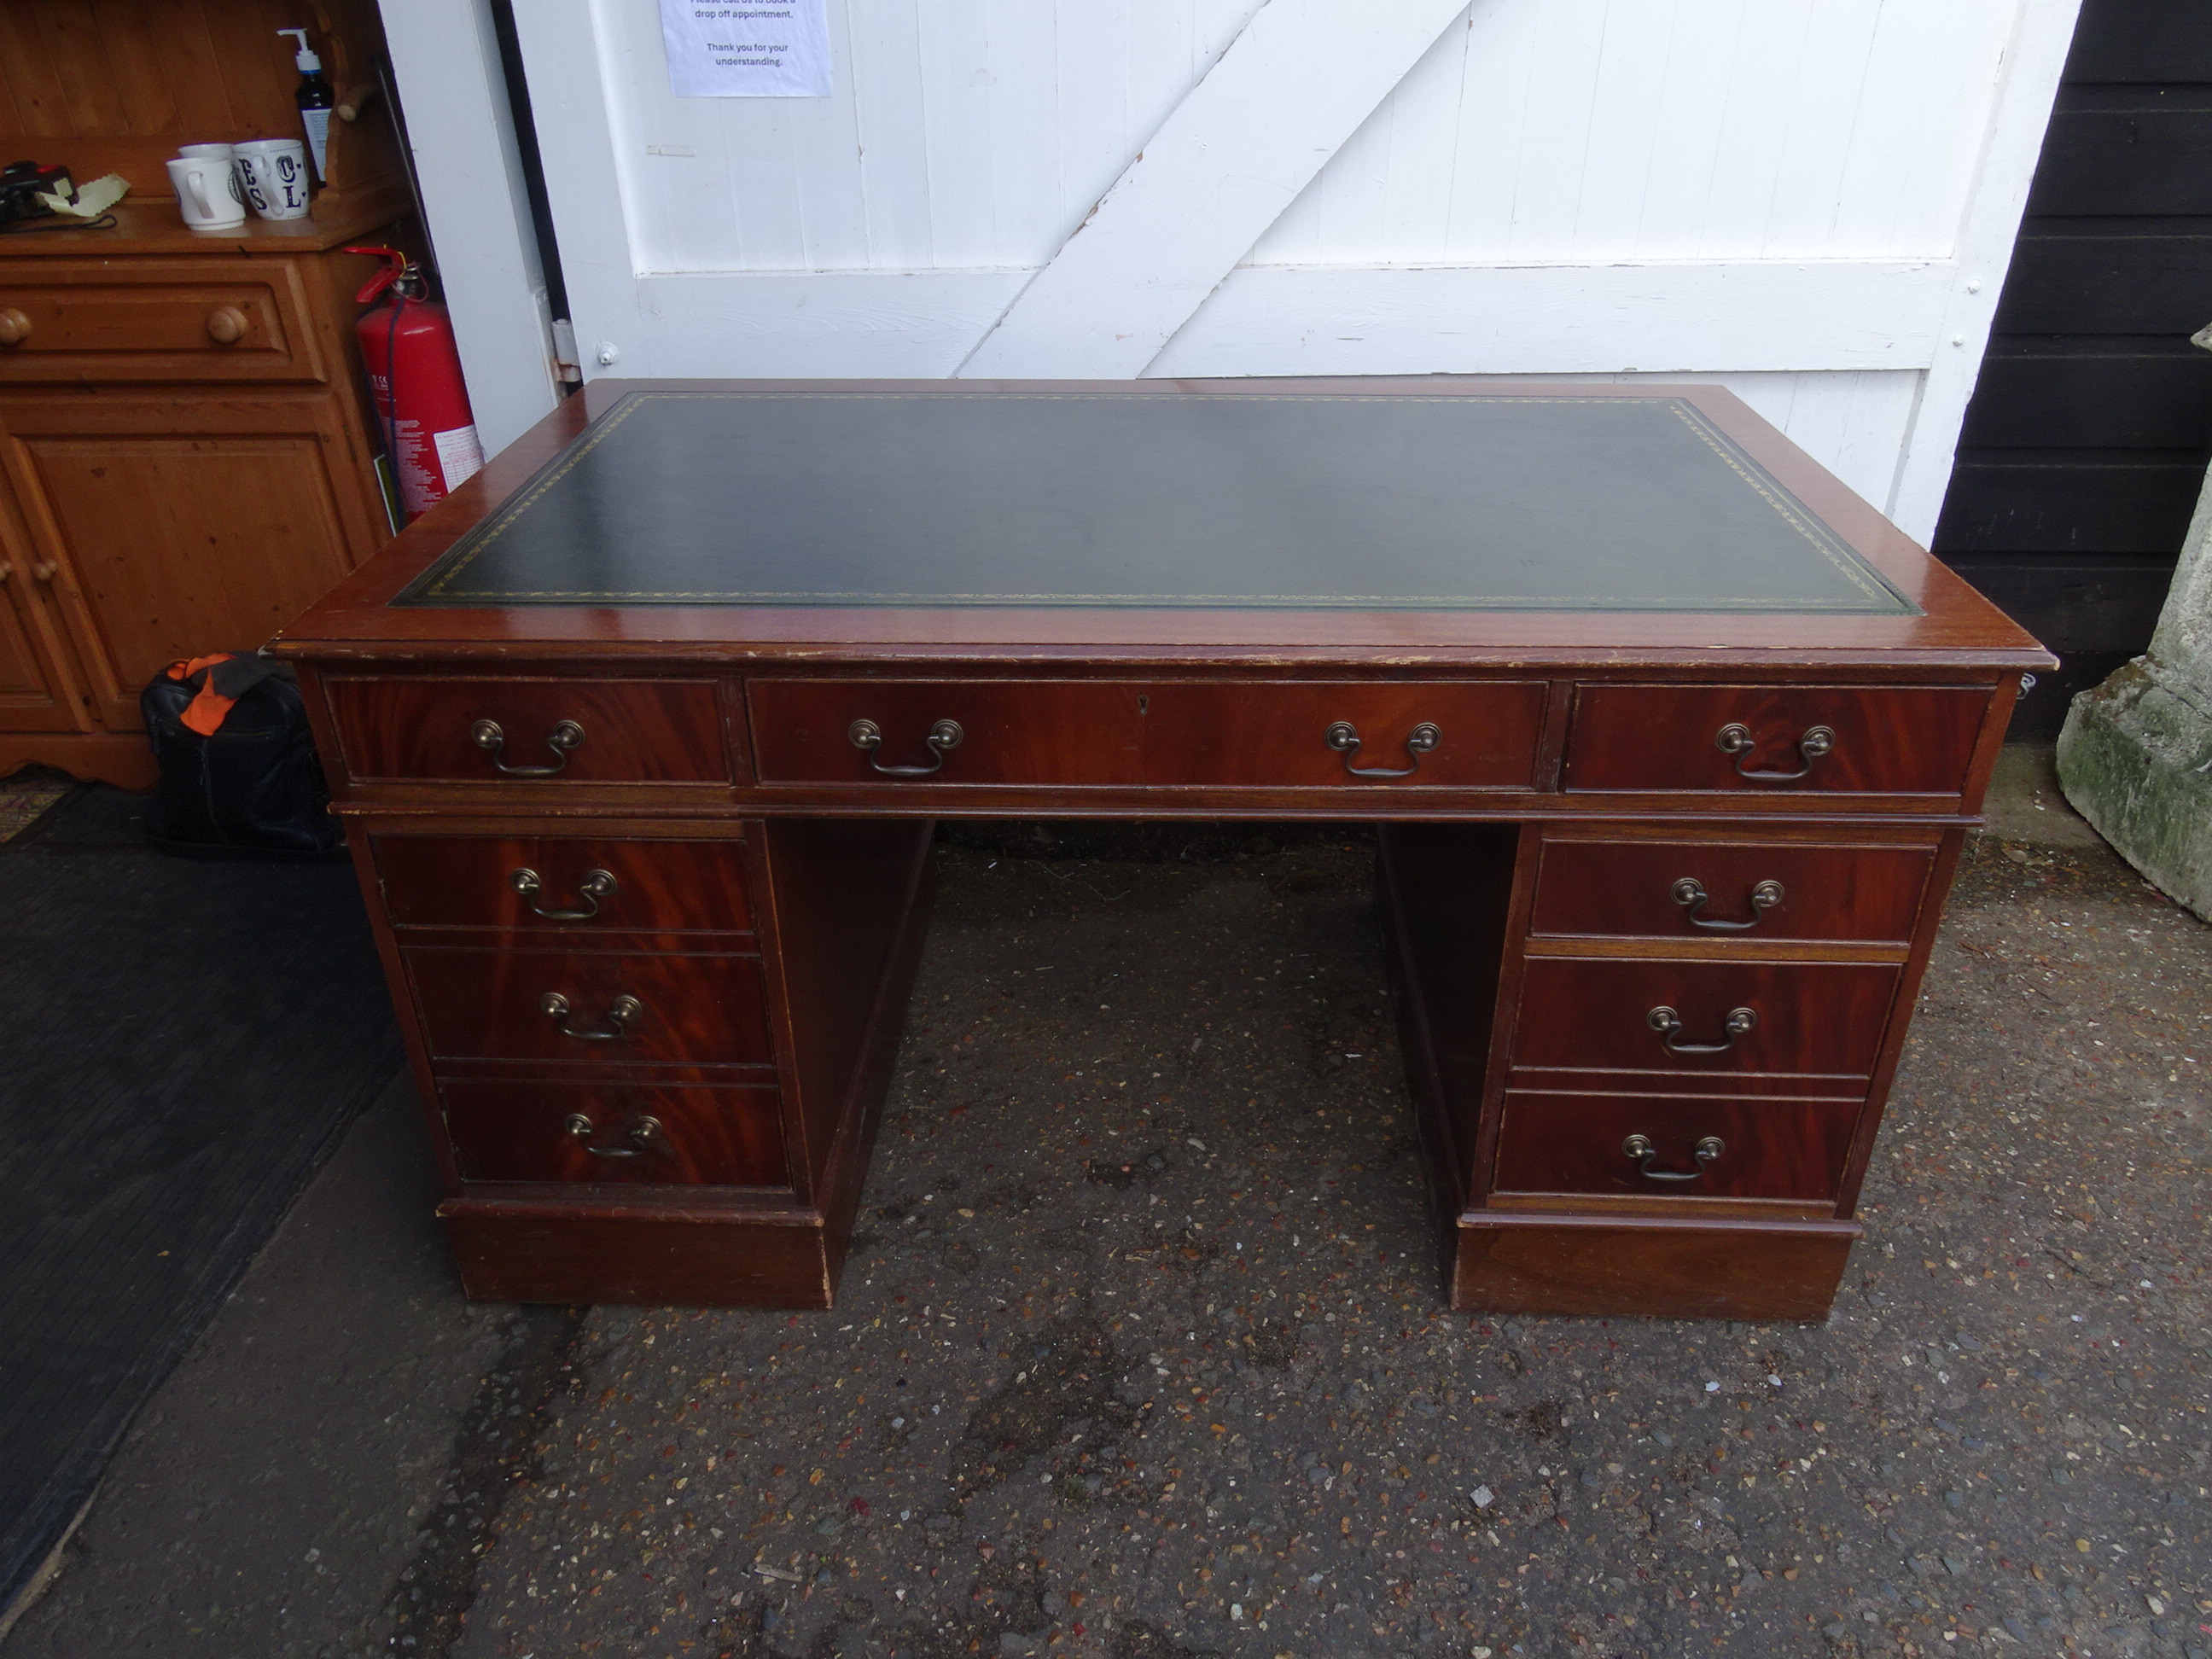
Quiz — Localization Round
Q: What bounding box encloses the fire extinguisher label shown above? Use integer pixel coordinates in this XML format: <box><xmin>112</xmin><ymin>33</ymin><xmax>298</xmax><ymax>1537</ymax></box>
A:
<box><xmin>434</xmin><ymin>426</ymin><xmax>486</xmax><ymax>492</ymax></box>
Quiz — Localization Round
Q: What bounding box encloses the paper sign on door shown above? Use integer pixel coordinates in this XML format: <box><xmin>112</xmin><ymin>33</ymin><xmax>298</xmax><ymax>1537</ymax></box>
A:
<box><xmin>660</xmin><ymin>0</ymin><xmax>832</xmax><ymax>97</ymax></box>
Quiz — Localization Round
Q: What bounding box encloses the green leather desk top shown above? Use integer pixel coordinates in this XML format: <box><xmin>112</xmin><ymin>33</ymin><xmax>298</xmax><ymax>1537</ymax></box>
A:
<box><xmin>396</xmin><ymin>389</ymin><xmax>1916</xmax><ymax>614</ymax></box>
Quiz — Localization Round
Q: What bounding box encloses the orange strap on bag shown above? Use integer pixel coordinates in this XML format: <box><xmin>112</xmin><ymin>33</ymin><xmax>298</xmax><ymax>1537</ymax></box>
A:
<box><xmin>164</xmin><ymin>653</ymin><xmax>242</xmax><ymax>736</ymax></box>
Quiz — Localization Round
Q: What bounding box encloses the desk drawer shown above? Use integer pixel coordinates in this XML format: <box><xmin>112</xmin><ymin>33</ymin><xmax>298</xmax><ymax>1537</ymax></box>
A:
<box><xmin>750</xmin><ymin>679</ymin><xmax>1141</xmax><ymax>785</ymax></box>
<box><xmin>1139</xmin><ymin>681</ymin><xmax>1546</xmax><ymax>788</ymax></box>
<box><xmin>1529</xmin><ymin>835</ymin><xmax>1936</xmax><ymax>946</ymax></box>
<box><xmin>1493</xmin><ymin>1090</ymin><xmax>1859</xmax><ymax>1202</ymax></box>
<box><xmin>376</xmin><ymin>835</ymin><xmax>753</xmax><ymax>935</ymax></box>
<box><xmin>328</xmin><ymin>678</ymin><xmax>730</xmax><ymax>785</ymax></box>
<box><xmin>441</xmin><ymin>1079</ymin><xmax>787</xmax><ymax>1187</ymax></box>
<box><xmin>405</xmin><ymin>947</ymin><xmax>774</xmax><ymax>1067</ymax></box>
<box><xmin>0</xmin><ymin>260</ymin><xmax>318</xmax><ymax>383</ymax></box>
<box><xmin>1511</xmin><ymin>958</ymin><xmax>1899</xmax><ymax>1080</ymax></box>
<box><xmin>1564</xmin><ymin>684</ymin><xmax>1988</xmax><ymax>796</ymax></box>
<box><xmin>748</xmin><ymin>678</ymin><xmax>1545</xmax><ymax>789</ymax></box>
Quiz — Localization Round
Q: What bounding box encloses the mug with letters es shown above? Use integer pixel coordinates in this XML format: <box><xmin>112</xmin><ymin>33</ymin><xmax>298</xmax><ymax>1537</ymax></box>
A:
<box><xmin>166</xmin><ymin>151</ymin><xmax>246</xmax><ymax>229</ymax></box>
<box><xmin>235</xmin><ymin>137</ymin><xmax>310</xmax><ymax>220</ymax></box>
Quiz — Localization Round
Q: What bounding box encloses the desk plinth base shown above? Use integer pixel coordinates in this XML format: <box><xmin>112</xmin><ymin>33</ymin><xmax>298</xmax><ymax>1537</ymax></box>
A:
<box><xmin>439</xmin><ymin>1203</ymin><xmax>848</xmax><ymax>1307</ymax></box>
<box><xmin>1448</xmin><ymin>1212</ymin><xmax>1857</xmax><ymax>1322</ymax></box>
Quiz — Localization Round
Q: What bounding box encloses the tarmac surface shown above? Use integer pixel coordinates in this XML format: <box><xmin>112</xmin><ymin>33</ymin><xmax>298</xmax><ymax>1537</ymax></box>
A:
<box><xmin>4</xmin><ymin>748</ymin><xmax>2208</xmax><ymax>1659</ymax></box>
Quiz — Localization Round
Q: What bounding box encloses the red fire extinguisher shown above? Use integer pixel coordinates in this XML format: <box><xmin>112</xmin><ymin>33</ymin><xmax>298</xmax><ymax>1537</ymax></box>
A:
<box><xmin>345</xmin><ymin>245</ymin><xmax>482</xmax><ymax>523</ymax></box>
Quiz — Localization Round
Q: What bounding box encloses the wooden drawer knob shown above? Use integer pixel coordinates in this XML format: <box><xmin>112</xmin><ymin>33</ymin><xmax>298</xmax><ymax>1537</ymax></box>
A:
<box><xmin>205</xmin><ymin>306</ymin><xmax>249</xmax><ymax>345</ymax></box>
<box><xmin>0</xmin><ymin>308</ymin><xmax>30</xmax><ymax>346</ymax></box>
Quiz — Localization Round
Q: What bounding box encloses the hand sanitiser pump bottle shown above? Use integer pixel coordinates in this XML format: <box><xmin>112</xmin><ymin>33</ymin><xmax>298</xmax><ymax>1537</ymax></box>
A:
<box><xmin>279</xmin><ymin>29</ymin><xmax>334</xmax><ymax>183</ymax></box>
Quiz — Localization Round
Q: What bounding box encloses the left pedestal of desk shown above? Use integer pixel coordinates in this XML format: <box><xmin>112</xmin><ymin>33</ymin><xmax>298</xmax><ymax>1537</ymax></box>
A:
<box><xmin>378</xmin><ymin>818</ymin><xmax>931</xmax><ymax>1306</ymax></box>
<box><xmin>302</xmin><ymin>668</ymin><xmax>934</xmax><ymax>1304</ymax></box>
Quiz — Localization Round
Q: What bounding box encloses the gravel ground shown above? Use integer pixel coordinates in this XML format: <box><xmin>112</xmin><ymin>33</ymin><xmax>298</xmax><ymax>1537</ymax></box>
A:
<box><xmin>7</xmin><ymin>771</ymin><xmax>2209</xmax><ymax>1659</ymax></box>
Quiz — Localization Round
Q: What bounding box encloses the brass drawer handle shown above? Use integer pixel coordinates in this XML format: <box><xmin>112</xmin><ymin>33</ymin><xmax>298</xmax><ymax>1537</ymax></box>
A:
<box><xmin>1670</xmin><ymin>876</ymin><xmax>1784</xmax><ymax>930</ymax></box>
<box><xmin>849</xmin><ymin>717</ymin><xmax>963</xmax><ymax>777</ymax></box>
<box><xmin>206</xmin><ymin>305</ymin><xmax>249</xmax><ymax>345</ymax></box>
<box><xmin>540</xmin><ymin>991</ymin><xmax>641</xmax><ymax>1039</ymax></box>
<box><xmin>1324</xmin><ymin>719</ymin><xmax>1441</xmax><ymax>779</ymax></box>
<box><xmin>1622</xmin><ymin>1132</ymin><xmax>1724</xmax><ymax>1181</ymax></box>
<box><xmin>563</xmin><ymin>1112</ymin><xmax>661</xmax><ymax>1158</ymax></box>
<box><xmin>1714</xmin><ymin>722</ymin><xmax>1835</xmax><ymax>782</ymax></box>
<box><xmin>509</xmin><ymin>866</ymin><xmax>618</xmax><ymax>920</ymax></box>
<box><xmin>1647</xmin><ymin>1004</ymin><xmax>1756</xmax><ymax>1055</ymax></box>
<box><xmin>31</xmin><ymin>562</ymin><xmax>56</xmax><ymax>583</ymax></box>
<box><xmin>471</xmin><ymin>717</ymin><xmax>585</xmax><ymax>776</ymax></box>
<box><xmin>0</xmin><ymin>308</ymin><xmax>29</xmax><ymax>346</ymax></box>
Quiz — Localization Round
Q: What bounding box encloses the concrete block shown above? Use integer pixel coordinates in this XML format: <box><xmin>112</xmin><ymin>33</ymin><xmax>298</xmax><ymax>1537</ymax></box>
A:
<box><xmin>2057</xmin><ymin>659</ymin><xmax>2212</xmax><ymax>921</ymax></box>
<box><xmin>2058</xmin><ymin>380</ymin><xmax>2212</xmax><ymax>923</ymax></box>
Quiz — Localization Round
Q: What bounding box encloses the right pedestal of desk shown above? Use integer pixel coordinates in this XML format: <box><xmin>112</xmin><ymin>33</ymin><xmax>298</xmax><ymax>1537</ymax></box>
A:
<box><xmin>1380</xmin><ymin>817</ymin><xmax>1966</xmax><ymax>1322</ymax></box>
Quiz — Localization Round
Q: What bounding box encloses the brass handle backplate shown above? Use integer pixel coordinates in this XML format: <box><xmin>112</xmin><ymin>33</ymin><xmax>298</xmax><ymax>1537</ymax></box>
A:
<box><xmin>471</xmin><ymin>717</ymin><xmax>585</xmax><ymax>777</ymax></box>
<box><xmin>1325</xmin><ymin>719</ymin><xmax>1441</xmax><ymax>779</ymax></box>
<box><xmin>849</xmin><ymin>716</ymin><xmax>963</xmax><ymax>777</ymax></box>
<box><xmin>1622</xmin><ymin>1132</ymin><xmax>1724</xmax><ymax>1182</ymax></box>
<box><xmin>0</xmin><ymin>309</ymin><xmax>29</xmax><ymax>346</ymax></box>
<box><xmin>1647</xmin><ymin>1004</ymin><xmax>1757</xmax><ymax>1055</ymax></box>
<box><xmin>1670</xmin><ymin>876</ymin><xmax>1784</xmax><ymax>931</ymax></box>
<box><xmin>541</xmin><ymin>991</ymin><xmax>641</xmax><ymax>1040</ymax></box>
<box><xmin>510</xmin><ymin>866</ymin><xmax>618</xmax><ymax>920</ymax></box>
<box><xmin>1714</xmin><ymin>722</ymin><xmax>1835</xmax><ymax>782</ymax></box>
<box><xmin>563</xmin><ymin>1112</ymin><xmax>662</xmax><ymax>1159</ymax></box>
<box><xmin>205</xmin><ymin>305</ymin><xmax>248</xmax><ymax>344</ymax></box>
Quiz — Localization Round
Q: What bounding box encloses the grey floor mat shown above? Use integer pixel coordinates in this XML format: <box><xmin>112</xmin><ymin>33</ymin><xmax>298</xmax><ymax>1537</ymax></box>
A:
<box><xmin>0</xmin><ymin>787</ymin><xmax>402</xmax><ymax>1610</ymax></box>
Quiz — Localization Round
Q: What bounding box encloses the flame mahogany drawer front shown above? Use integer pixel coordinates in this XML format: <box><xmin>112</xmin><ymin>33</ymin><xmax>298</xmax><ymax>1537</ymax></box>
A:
<box><xmin>748</xmin><ymin>678</ymin><xmax>1548</xmax><ymax>789</ymax></box>
<box><xmin>1511</xmin><ymin>958</ymin><xmax>1901</xmax><ymax>1080</ymax></box>
<box><xmin>404</xmin><ymin>946</ymin><xmax>775</xmax><ymax>1067</ymax></box>
<box><xmin>1528</xmin><ymin>835</ymin><xmax>1938</xmax><ymax>946</ymax></box>
<box><xmin>1492</xmin><ymin>1090</ymin><xmax>1860</xmax><ymax>1202</ymax></box>
<box><xmin>325</xmin><ymin>678</ymin><xmax>731</xmax><ymax>785</ymax></box>
<box><xmin>1138</xmin><ymin>682</ymin><xmax>1548</xmax><ymax>788</ymax></box>
<box><xmin>374</xmin><ymin>835</ymin><xmax>754</xmax><ymax>935</ymax></box>
<box><xmin>1563</xmin><ymin>684</ymin><xmax>1991</xmax><ymax>797</ymax></box>
<box><xmin>439</xmin><ymin>1079</ymin><xmax>787</xmax><ymax>1187</ymax></box>
<box><xmin>748</xmin><ymin>680</ymin><xmax>1142</xmax><ymax>785</ymax></box>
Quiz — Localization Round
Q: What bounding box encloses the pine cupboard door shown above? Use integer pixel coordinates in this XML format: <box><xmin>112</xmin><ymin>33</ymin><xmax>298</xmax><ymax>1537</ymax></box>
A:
<box><xmin>0</xmin><ymin>458</ymin><xmax>88</xmax><ymax>734</ymax></box>
<box><xmin>0</xmin><ymin>391</ymin><xmax>387</xmax><ymax>731</ymax></box>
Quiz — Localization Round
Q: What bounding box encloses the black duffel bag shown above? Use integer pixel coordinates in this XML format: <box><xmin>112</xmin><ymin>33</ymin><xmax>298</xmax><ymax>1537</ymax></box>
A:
<box><xmin>140</xmin><ymin>653</ymin><xmax>346</xmax><ymax>860</ymax></box>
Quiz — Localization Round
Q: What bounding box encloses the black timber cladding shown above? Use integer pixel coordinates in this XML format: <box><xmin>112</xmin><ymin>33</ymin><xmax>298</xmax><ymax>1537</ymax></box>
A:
<box><xmin>1935</xmin><ymin>0</ymin><xmax>2212</xmax><ymax>734</ymax></box>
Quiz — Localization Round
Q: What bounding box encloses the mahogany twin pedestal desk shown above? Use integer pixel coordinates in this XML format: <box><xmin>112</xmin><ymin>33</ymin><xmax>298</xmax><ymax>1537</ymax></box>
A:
<box><xmin>275</xmin><ymin>379</ymin><xmax>2052</xmax><ymax>1323</ymax></box>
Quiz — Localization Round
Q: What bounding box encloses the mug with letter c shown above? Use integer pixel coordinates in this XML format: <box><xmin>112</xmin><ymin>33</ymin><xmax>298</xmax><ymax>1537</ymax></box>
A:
<box><xmin>166</xmin><ymin>153</ymin><xmax>246</xmax><ymax>229</ymax></box>
<box><xmin>235</xmin><ymin>137</ymin><xmax>311</xmax><ymax>220</ymax></box>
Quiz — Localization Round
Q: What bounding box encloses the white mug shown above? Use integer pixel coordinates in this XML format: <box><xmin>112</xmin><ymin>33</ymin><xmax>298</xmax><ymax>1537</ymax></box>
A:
<box><xmin>177</xmin><ymin>142</ymin><xmax>245</xmax><ymax>212</ymax></box>
<box><xmin>166</xmin><ymin>154</ymin><xmax>246</xmax><ymax>229</ymax></box>
<box><xmin>178</xmin><ymin>140</ymin><xmax>240</xmax><ymax>187</ymax></box>
<box><xmin>235</xmin><ymin>138</ymin><xmax>311</xmax><ymax>221</ymax></box>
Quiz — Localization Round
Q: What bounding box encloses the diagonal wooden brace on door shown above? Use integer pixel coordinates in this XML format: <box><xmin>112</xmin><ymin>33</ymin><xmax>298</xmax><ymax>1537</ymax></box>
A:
<box><xmin>956</xmin><ymin>0</ymin><xmax>1473</xmax><ymax>381</ymax></box>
